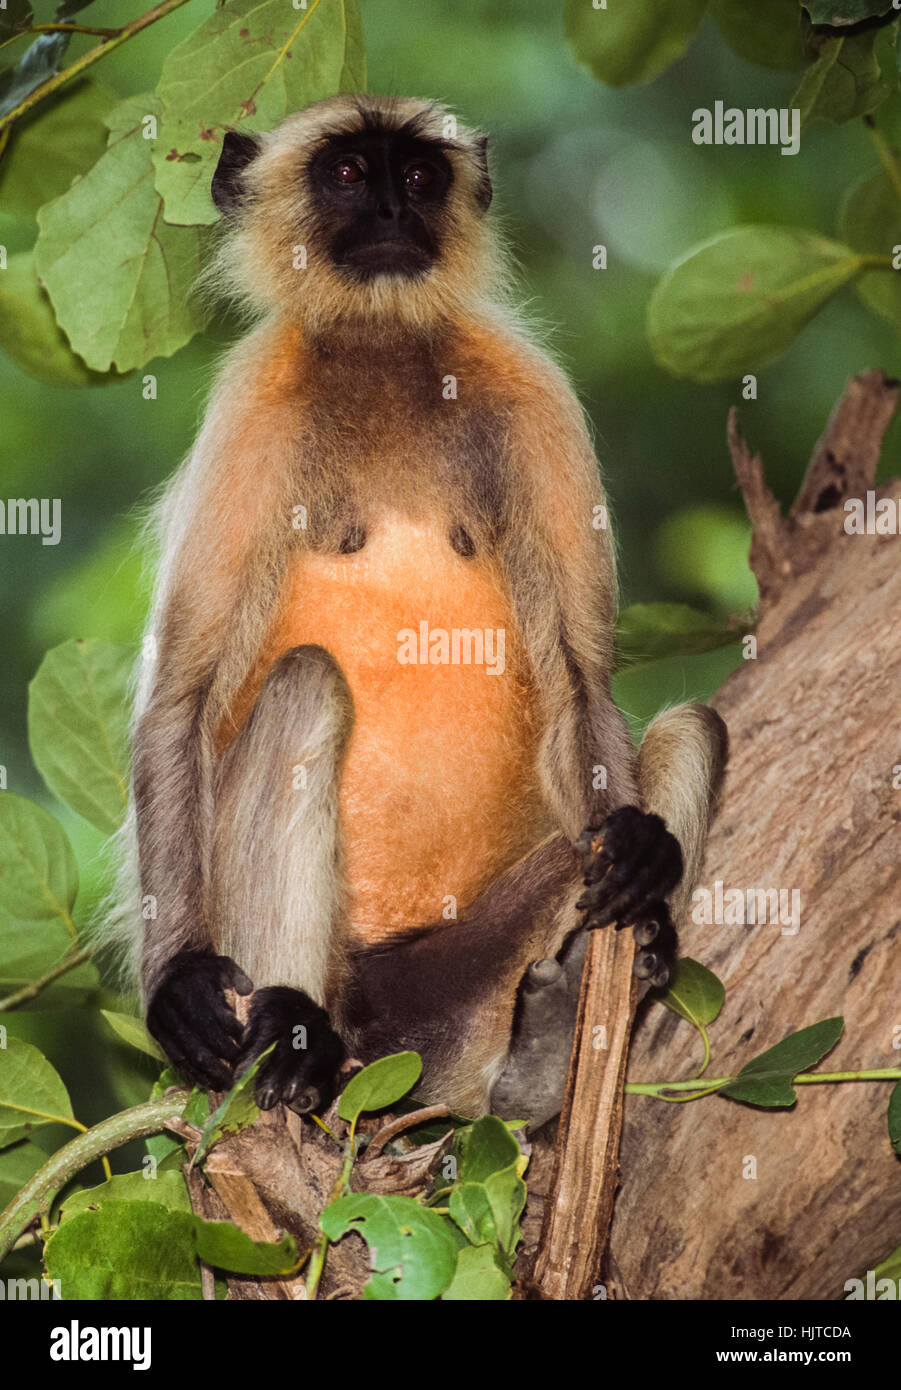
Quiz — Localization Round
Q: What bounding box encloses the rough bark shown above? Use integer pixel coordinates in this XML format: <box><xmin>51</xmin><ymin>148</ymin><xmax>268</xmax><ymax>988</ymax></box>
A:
<box><xmin>607</xmin><ymin>369</ymin><xmax>901</xmax><ymax>1300</ymax></box>
<box><xmin>186</xmin><ymin>370</ymin><xmax>901</xmax><ymax>1301</ymax></box>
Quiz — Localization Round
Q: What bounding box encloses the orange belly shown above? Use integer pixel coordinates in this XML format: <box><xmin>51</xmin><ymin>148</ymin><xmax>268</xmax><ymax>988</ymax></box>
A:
<box><xmin>225</xmin><ymin>511</ymin><xmax>545</xmax><ymax>942</ymax></box>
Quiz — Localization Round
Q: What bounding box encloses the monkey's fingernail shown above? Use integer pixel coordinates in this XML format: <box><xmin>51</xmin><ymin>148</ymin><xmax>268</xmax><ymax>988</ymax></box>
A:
<box><xmin>232</xmin><ymin>966</ymin><xmax>254</xmax><ymax>995</ymax></box>
<box><xmin>258</xmin><ymin>1086</ymin><xmax>278</xmax><ymax>1109</ymax></box>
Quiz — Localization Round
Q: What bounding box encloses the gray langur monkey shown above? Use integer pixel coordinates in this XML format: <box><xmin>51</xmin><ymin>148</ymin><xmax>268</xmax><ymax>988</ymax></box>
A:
<box><xmin>125</xmin><ymin>94</ymin><xmax>727</xmax><ymax>1129</ymax></box>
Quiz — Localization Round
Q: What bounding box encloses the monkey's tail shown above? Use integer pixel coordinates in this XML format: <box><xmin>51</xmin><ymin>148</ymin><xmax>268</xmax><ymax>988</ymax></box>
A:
<box><xmin>636</xmin><ymin>703</ymin><xmax>728</xmax><ymax>925</ymax></box>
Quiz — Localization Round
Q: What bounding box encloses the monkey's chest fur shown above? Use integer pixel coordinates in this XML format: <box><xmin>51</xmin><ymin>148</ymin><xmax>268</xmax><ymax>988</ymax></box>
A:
<box><xmin>234</xmin><ymin>508</ymin><xmax>544</xmax><ymax>941</ymax></box>
<box><xmin>282</xmin><ymin>511</ymin><xmax>544</xmax><ymax>939</ymax></box>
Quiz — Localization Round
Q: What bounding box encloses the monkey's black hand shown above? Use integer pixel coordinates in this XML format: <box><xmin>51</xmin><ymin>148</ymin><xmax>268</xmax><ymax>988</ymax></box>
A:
<box><xmin>575</xmin><ymin>806</ymin><xmax>683</xmax><ymax>934</ymax></box>
<box><xmin>237</xmin><ymin>986</ymin><xmax>345</xmax><ymax>1115</ymax></box>
<box><xmin>146</xmin><ymin>949</ymin><xmax>253</xmax><ymax>1090</ymax></box>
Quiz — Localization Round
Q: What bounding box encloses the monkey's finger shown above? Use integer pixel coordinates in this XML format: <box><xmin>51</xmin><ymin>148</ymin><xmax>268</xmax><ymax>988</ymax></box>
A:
<box><xmin>217</xmin><ymin>957</ymin><xmax>254</xmax><ymax>996</ymax></box>
<box><xmin>191</xmin><ymin>1001</ymin><xmax>243</xmax><ymax>1061</ymax></box>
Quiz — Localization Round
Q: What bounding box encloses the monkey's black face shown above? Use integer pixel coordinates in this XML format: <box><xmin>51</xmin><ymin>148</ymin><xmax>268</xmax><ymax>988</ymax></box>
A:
<box><xmin>308</xmin><ymin>130</ymin><xmax>453</xmax><ymax>282</ymax></box>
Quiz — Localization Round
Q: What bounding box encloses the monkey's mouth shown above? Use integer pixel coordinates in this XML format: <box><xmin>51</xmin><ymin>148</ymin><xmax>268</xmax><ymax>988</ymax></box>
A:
<box><xmin>337</xmin><ymin>238</ymin><xmax>433</xmax><ymax>281</ymax></box>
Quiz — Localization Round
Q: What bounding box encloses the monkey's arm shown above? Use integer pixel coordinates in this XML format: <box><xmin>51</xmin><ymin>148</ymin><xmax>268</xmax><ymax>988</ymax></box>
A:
<box><xmin>134</xmin><ymin>325</ymin><xmax>310</xmax><ymax>1085</ymax></box>
<box><xmin>495</xmin><ymin>335</ymin><xmax>682</xmax><ymax>920</ymax></box>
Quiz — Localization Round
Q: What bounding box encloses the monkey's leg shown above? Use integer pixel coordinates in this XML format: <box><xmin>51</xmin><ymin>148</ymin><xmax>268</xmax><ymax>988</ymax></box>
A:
<box><xmin>491</xmin><ymin>703</ymin><xmax>728</xmax><ymax>1127</ymax></box>
<box><xmin>149</xmin><ymin>644</ymin><xmax>352</xmax><ymax>1110</ymax></box>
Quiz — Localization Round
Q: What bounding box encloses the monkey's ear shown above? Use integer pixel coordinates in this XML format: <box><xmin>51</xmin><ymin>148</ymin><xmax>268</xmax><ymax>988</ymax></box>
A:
<box><xmin>212</xmin><ymin>130</ymin><xmax>262</xmax><ymax>217</ymax></box>
<box><xmin>473</xmin><ymin>135</ymin><xmax>492</xmax><ymax>214</ymax></box>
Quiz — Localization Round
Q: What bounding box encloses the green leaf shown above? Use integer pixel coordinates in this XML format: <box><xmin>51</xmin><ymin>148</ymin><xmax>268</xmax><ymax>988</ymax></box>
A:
<box><xmin>338</xmin><ymin>0</ymin><xmax>367</xmax><ymax>92</ymax></box>
<box><xmin>0</xmin><ymin>916</ymin><xmax>98</xmax><ymax>1009</ymax></box>
<box><xmin>0</xmin><ymin>251</ymin><xmax>111</xmax><ymax>387</ymax></box>
<box><xmin>0</xmin><ymin>33</ymin><xmax>68</xmax><ymax>120</ymax></box>
<box><xmin>456</xmin><ymin>1114</ymin><xmax>521</xmax><ymax>1183</ymax></box>
<box><xmin>0</xmin><ymin>79</ymin><xmax>116</xmax><ymax>220</ymax></box>
<box><xmin>0</xmin><ymin>1034</ymin><xmax>74</xmax><ymax>1148</ymax></box>
<box><xmin>0</xmin><ymin>793</ymin><xmax>78</xmax><ymax>927</ymax></box>
<box><xmin>101</xmin><ymin>1010</ymin><xmax>165</xmax><ymax>1062</ymax></box>
<box><xmin>152</xmin><ymin>0</ymin><xmax>367</xmax><ymax>226</ymax></box>
<box><xmin>45</xmin><ymin>1203</ymin><xmax>296</xmax><ymax>1298</ymax></box>
<box><xmin>45</xmin><ymin>1203</ymin><xmax>203</xmax><ymax>1299</ymax></box>
<box><xmin>35</xmin><ymin>94</ymin><xmax>208</xmax><ymax>373</ymax></box>
<box><xmin>192</xmin><ymin>1047</ymin><xmax>272</xmax><ymax>1165</ymax></box>
<box><xmin>28</xmin><ymin>639</ymin><xmax>132</xmax><ymax>834</ymax></box>
<box><xmin>838</xmin><ymin>167</ymin><xmax>901</xmax><ymax>325</ymax></box>
<box><xmin>448</xmin><ymin>1117</ymin><xmax>526</xmax><ymax>1254</ymax></box>
<box><xmin>320</xmin><ymin>1193</ymin><xmax>459</xmax><ymax>1300</ymax></box>
<box><xmin>648</xmin><ymin>226</ymin><xmax>867</xmax><ymax>382</ymax></box>
<box><xmin>193</xmin><ymin>1219</ymin><xmax>296</xmax><ymax>1276</ymax></box>
<box><xmin>0</xmin><ymin>1139</ymin><xmax>44</xmax><ymax>1208</ymax></box>
<box><xmin>565</xmin><ymin>0</ymin><xmax>706</xmax><ymax>87</ymax></box>
<box><xmin>660</xmin><ymin>958</ymin><xmax>726</xmax><ymax>1029</ymax></box>
<box><xmin>0</xmin><ymin>1</ymin><xmax>33</xmax><ymax>42</ymax></box>
<box><xmin>804</xmin><ymin>1</ymin><xmax>896</xmax><ymax>22</ymax></box>
<box><xmin>616</xmin><ymin>603</ymin><xmax>740</xmax><ymax>670</ymax></box>
<box><xmin>888</xmin><ymin>1080</ymin><xmax>901</xmax><ymax>1155</ymax></box>
<box><xmin>791</xmin><ymin>31</ymin><xmax>891</xmax><ymax>127</ymax></box>
<box><xmin>338</xmin><ymin>1051</ymin><xmax>422</xmax><ymax>1124</ymax></box>
<box><xmin>722</xmin><ymin>1017</ymin><xmax>844</xmax><ymax>1107</ymax></box>
<box><xmin>709</xmin><ymin>0</ymin><xmax>806</xmax><ymax>71</ymax></box>
<box><xmin>58</xmin><ymin>1169</ymin><xmax>191</xmax><ymax>1223</ymax></box>
<box><xmin>442</xmin><ymin>1242</ymin><xmax>512</xmax><ymax>1300</ymax></box>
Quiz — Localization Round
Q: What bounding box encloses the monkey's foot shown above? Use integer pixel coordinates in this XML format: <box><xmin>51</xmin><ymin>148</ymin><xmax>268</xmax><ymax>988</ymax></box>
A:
<box><xmin>490</xmin><ymin>931</ymin><xmax>587</xmax><ymax>1130</ymax></box>
<box><xmin>237</xmin><ymin>986</ymin><xmax>345</xmax><ymax>1115</ymax></box>
<box><xmin>575</xmin><ymin>805</ymin><xmax>683</xmax><ymax>931</ymax></box>
<box><xmin>146</xmin><ymin>949</ymin><xmax>253</xmax><ymax>1091</ymax></box>
<box><xmin>631</xmin><ymin>900</ymin><xmax>677</xmax><ymax>989</ymax></box>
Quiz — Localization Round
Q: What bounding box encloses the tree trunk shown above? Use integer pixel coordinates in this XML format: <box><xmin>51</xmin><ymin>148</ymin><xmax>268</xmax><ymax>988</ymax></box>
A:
<box><xmin>607</xmin><ymin>369</ymin><xmax>901</xmax><ymax>1299</ymax></box>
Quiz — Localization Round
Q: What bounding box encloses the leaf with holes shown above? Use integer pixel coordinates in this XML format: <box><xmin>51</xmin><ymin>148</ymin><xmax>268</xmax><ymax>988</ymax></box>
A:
<box><xmin>35</xmin><ymin>95</ymin><xmax>208</xmax><ymax>372</ymax></box>
<box><xmin>320</xmin><ymin>1193</ymin><xmax>459</xmax><ymax>1300</ymax></box>
<box><xmin>152</xmin><ymin>0</ymin><xmax>366</xmax><ymax>226</ymax></box>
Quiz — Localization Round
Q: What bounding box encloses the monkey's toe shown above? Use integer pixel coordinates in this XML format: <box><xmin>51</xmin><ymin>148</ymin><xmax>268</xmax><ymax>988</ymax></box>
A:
<box><xmin>631</xmin><ymin>901</ymin><xmax>677</xmax><ymax>988</ymax></box>
<box><xmin>237</xmin><ymin>985</ymin><xmax>345</xmax><ymax>1114</ymax></box>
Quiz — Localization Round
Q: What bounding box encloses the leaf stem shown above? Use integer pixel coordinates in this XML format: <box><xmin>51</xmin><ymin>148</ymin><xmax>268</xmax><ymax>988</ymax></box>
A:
<box><xmin>0</xmin><ymin>0</ymin><xmax>197</xmax><ymax>137</ymax></box>
<box><xmin>0</xmin><ymin>1092</ymin><xmax>188</xmax><ymax>1263</ymax></box>
<box><xmin>306</xmin><ymin>1117</ymin><xmax>357</xmax><ymax>1300</ymax></box>
<box><xmin>0</xmin><ymin>944</ymin><xmax>92</xmax><ymax>1013</ymax></box>
<box><xmin>626</xmin><ymin>1067</ymin><xmax>901</xmax><ymax>1099</ymax></box>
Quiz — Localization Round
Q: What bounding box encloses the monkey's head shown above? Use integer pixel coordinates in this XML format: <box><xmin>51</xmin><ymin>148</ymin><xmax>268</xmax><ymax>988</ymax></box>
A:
<box><xmin>207</xmin><ymin>95</ymin><xmax>506</xmax><ymax>338</ymax></box>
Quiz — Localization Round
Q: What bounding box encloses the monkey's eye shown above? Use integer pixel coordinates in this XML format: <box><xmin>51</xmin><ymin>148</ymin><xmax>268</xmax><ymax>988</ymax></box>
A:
<box><xmin>330</xmin><ymin>158</ymin><xmax>365</xmax><ymax>185</ymax></box>
<box><xmin>404</xmin><ymin>162</ymin><xmax>435</xmax><ymax>191</ymax></box>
